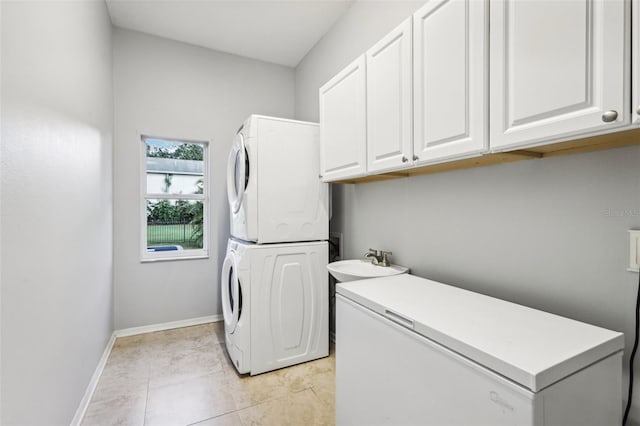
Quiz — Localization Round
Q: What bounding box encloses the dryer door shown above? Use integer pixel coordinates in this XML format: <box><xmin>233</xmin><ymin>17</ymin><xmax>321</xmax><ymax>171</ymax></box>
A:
<box><xmin>226</xmin><ymin>132</ymin><xmax>249</xmax><ymax>214</ymax></box>
<box><xmin>221</xmin><ymin>250</ymin><xmax>242</xmax><ymax>333</ymax></box>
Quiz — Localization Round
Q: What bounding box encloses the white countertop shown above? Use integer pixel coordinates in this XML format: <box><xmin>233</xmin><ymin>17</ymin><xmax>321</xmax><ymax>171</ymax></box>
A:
<box><xmin>336</xmin><ymin>274</ymin><xmax>624</xmax><ymax>392</ymax></box>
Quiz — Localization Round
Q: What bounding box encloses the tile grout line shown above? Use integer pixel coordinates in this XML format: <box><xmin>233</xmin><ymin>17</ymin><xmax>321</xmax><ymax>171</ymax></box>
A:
<box><xmin>309</xmin><ymin>385</ymin><xmax>330</xmax><ymax>408</ymax></box>
<box><xmin>184</xmin><ymin>404</ymin><xmax>239</xmax><ymax>426</ymax></box>
<box><xmin>142</xmin><ymin>360</ymin><xmax>151</xmax><ymax>426</ymax></box>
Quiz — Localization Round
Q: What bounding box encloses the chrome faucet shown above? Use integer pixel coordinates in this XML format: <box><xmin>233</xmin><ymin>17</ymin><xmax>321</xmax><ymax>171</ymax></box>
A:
<box><xmin>364</xmin><ymin>249</ymin><xmax>393</xmax><ymax>267</ymax></box>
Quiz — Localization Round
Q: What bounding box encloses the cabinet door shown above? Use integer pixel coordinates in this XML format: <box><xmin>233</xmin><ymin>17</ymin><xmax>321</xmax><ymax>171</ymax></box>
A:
<box><xmin>319</xmin><ymin>56</ymin><xmax>367</xmax><ymax>182</ymax></box>
<box><xmin>633</xmin><ymin>0</ymin><xmax>640</xmax><ymax>124</ymax></box>
<box><xmin>490</xmin><ymin>0</ymin><xmax>629</xmax><ymax>151</ymax></box>
<box><xmin>366</xmin><ymin>18</ymin><xmax>413</xmax><ymax>174</ymax></box>
<box><xmin>413</xmin><ymin>0</ymin><xmax>488</xmax><ymax>164</ymax></box>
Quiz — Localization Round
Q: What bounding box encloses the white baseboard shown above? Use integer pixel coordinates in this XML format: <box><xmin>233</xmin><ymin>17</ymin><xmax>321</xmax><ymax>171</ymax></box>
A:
<box><xmin>71</xmin><ymin>314</ymin><xmax>223</xmax><ymax>426</ymax></box>
<box><xmin>114</xmin><ymin>314</ymin><xmax>222</xmax><ymax>338</ymax></box>
<box><xmin>70</xmin><ymin>332</ymin><xmax>116</xmax><ymax>426</ymax></box>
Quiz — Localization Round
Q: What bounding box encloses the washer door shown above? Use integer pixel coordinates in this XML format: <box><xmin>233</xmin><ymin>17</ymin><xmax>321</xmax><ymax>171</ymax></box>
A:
<box><xmin>226</xmin><ymin>132</ymin><xmax>249</xmax><ymax>214</ymax></box>
<box><xmin>221</xmin><ymin>251</ymin><xmax>242</xmax><ymax>333</ymax></box>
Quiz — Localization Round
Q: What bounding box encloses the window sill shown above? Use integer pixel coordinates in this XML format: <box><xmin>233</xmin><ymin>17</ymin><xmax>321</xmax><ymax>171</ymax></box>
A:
<box><xmin>141</xmin><ymin>250</ymin><xmax>209</xmax><ymax>263</ymax></box>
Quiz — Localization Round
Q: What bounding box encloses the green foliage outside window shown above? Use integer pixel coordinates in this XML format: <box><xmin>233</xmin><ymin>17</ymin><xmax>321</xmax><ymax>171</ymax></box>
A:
<box><xmin>146</xmin><ymin>143</ymin><xmax>204</xmax><ymax>160</ymax></box>
<box><xmin>146</xmin><ymin>178</ymin><xmax>204</xmax><ymax>247</ymax></box>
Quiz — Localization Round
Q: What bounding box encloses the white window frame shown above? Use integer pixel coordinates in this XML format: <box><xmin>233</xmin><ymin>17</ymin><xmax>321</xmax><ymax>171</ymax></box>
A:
<box><xmin>140</xmin><ymin>135</ymin><xmax>209</xmax><ymax>262</ymax></box>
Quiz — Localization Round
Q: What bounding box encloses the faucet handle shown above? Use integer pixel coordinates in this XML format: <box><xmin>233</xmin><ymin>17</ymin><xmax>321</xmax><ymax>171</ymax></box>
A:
<box><xmin>380</xmin><ymin>251</ymin><xmax>393</xmax><ymax>266</ymax></box>
<box><xmin>365</xmin><ymin>249</ymin><xmax>380</xmax><ymax>265</ymax></box>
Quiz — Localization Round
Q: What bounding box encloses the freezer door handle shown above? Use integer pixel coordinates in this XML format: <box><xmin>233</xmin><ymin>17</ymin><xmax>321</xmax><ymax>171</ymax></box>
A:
<box><xmin>385</xmin><ymin>309</ymin><xmax>414</xmax><ymax>329</ymax></box>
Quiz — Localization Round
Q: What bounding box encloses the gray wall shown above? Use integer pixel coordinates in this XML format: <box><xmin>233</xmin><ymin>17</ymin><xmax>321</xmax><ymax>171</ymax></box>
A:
<box><xmin>113</xmin><ymin>29</ymin><xmax>295</xmax><ymax>329</ymax></box>
<box><xmin>1</xmin><ymin>1</ymin><xmax>114</xmax><ymax>424</ymax></box>
<box><xmin>296</xmin><ymin>1</ymin><xmax>640</xmax><ymax>423</ymax></box>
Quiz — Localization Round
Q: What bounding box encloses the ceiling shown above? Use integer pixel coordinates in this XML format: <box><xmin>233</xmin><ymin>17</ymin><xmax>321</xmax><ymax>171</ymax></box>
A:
<box><xmin>106</xmin><ymin>0</ymin><xmax>354</xmax><ymax>67</ymax></box>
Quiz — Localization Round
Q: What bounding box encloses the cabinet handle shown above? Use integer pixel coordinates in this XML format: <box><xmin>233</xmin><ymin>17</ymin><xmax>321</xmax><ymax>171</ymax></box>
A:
<box><xmin>413</xmin><ymin>155</ymin><xmax>419</xmax><ymax>161</ymax></box>
<box><xmin>385</xmin><ymin>309</ymin><xmax>414</xmax><ymax>329</ymax></box>
<box><xmin>402</xmin><ymin>156</ymin><xmax>408</xmax><ymax>163</ymax></box>
<box><xmin>602</xmin><ymin>110</ymin><xmax>618</xmax><ymax>123</ymax></box>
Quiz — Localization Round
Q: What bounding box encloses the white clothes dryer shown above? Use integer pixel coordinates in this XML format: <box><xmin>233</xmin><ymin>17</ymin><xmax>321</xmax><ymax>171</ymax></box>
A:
<box><xmin>221</xmin><ymin>238</ymin><xmax>329</xmax><ymax>375</ymax></box>
<box><xmin>227</xmin><ymin>115</ymin><xmax>329</xmax><ymax>244</ymax></box>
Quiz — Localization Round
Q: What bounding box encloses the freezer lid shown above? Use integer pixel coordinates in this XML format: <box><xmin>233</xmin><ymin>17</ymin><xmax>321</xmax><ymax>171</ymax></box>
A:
<box><xmin>336</xmin><ymin>274</ymin><xmax>624</xmax><ymax>392</ymax></box>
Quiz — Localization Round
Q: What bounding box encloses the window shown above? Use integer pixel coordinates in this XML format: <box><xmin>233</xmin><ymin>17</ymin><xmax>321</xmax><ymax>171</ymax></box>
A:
<box><xmin>141</xmin><ymin>135</ymin><xmax>209</xmax><ymax>261</ymax></box>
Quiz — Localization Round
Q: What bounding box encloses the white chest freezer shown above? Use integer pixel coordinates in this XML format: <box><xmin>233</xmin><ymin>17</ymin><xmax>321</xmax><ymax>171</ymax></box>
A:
<box><xmin>336</xmin><ymin>274</ymin><xmax>624</xmax><ymax>426</ymax></box>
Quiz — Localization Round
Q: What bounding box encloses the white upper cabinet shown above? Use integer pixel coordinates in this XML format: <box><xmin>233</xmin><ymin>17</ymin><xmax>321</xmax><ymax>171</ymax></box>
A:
<box><xmin>490</xmin><ymin>0</ymin><xmax>630</xmax><ymax>151</ymax></box>
<box><xmin>319</xmin><ymin>56</ymin><xmax>367</xmax><ymax>182</ymax></box>
<box><xmin>633</xmin><ymin>0</ymin><xmax>640</xmax><ymax>124</ymax></box>
<box><xmin>319</xmin><ymin>0</ymin><xmax>634</xmax><ymax>182</ymax></box>
<box><xmin>413</xmin><ymin>0</ymin><xmax>488</xmax><ymax>164</ymax></box>
<box><xmin>366</xmin><ymin>18</ymin><xmax>413</xmax><ymax>174</ymax></box>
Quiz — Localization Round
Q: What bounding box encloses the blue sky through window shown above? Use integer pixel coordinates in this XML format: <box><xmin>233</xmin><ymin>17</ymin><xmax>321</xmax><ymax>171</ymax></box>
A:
<box><xmin>145</xmin><ymin>138</ymin><xmax>181</xmax><ymax>151</ymax></box>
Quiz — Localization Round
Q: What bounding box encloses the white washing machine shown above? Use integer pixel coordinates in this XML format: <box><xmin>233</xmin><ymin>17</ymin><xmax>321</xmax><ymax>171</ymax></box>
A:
<box><xmin>227</xmin><ymin>115</ymin><xmax>329</xmax><ymax>244</ymax></box>
<box><xmin>221</xmin><ymin>238</ymin><xmax>329</xmax><ymax>375</ymax></box>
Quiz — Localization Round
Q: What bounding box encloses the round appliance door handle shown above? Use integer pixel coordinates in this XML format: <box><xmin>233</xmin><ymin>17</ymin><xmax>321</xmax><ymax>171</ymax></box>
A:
<box><xmin>226</xmin><ymin>133</ymin><xmax>247</xmax><ymax>214</ymax></box>
<box><xmin>226</xmin><ymin>138</ymin><xmax>238</xmax><ymax>211</ymax></box>
<box><xmin>221</xmin><ymin>253</ymin><xmax>240</xmax><ymax>333</ymax></box>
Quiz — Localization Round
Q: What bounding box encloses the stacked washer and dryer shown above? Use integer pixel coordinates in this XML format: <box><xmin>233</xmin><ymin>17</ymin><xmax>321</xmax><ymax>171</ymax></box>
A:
<box><xmin>221</xmin><ymin>115</ymin><xmax>329</xmax><ymax>375</ymax></box>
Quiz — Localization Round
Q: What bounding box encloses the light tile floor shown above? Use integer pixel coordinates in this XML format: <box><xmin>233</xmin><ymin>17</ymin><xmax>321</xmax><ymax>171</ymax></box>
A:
<box><xmin>81</xmin><ymin>322</ymin><xmax>335</xmax><ymax>426</ymax></box>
